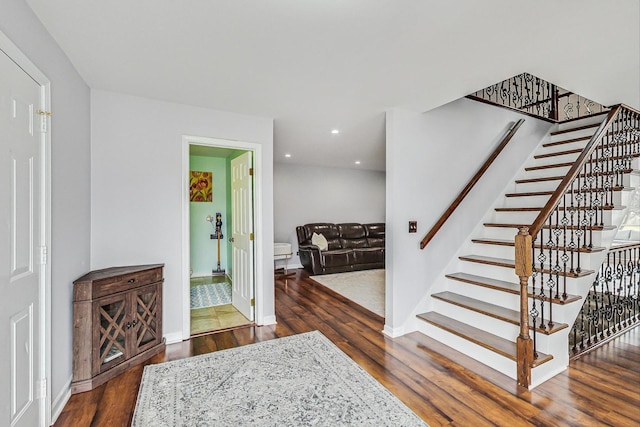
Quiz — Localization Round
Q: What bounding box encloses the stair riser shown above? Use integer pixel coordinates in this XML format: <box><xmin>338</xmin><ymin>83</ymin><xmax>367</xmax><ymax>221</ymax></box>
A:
<box><xmin>499</xmin><ymin>194</ymin><xmax>552</xmax><ymax>208</ymax></box>
<box><xmin>525</xmin><ymin>152</ymin><xmax>582</xmax><ymax>168</ymax></box>
<box><xmin>446</xmin><ymin>278</ymin><xmax>520</xmax><ymax>307</ymax></box>
<box><xmin>432</xmin><ymin>298</ymin><xmax>521</xmax><ymax>340</ymax></box>
<box><xmin>491</xmin><ymin>209</ymin><xmax>619</xmax><ymax>226</ymax></box>
<box><xmin>446</xmin><ymin>276</ymin><xmax>585</xmax><ymax>323</ymax></box>
<box><xmin>500</xmin><ymin>191</ymin><xmax>626</xmax><ymax>209</ymax></box>
<box><xmin>555</xmin><ymin>114</ymin><xmax>606</xmax><ymax>132</ymax></box>
<box><xmin>457</xmin><ymin>260</ymin><xmax>599</xmax><ymax>286</ymax></box>
<box><xmin>541</xmin><ymin>139</ymin><xmax>590</xmax><ymax>153</ymax></box>
<box><xmin>416</xmin><ymin>320</ymin><xmax>519</xmax><ymax>381</ymax></box>
<box><xmin>468</xmin><ymin>243</ymin><xmax>603</xmax><ymax>265</ymax></box>
<box><xmin>521</xmin><ymin>166</ymin><xmax>572</xmax><ymax>180</ymax></box>
<box><xmin>514</xmin><ymin>175</ymin><xmax>631</xmax><ymax>193</ymax></box>
<box><xmin>479</xmin><ymin>226</ymin><xmax>616</xmax><ymax>246</ymax></box>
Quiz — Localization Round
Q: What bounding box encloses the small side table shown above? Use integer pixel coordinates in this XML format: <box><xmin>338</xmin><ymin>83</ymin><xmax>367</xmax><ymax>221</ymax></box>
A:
<box><xmin>274</xmin><ymin>243</ymin><xmax>294</xmax><ymax>277</ymax></box>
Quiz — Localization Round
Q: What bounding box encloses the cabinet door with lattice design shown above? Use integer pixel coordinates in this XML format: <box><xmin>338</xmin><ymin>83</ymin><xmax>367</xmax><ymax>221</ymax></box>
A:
<box><xmin>93</xmin><ymin>292</ymin><xmax>128</xmax><ymax>374</ymax></box>
<box><xmin>130</xmin><ymin>282</ymin><xmax>162</xmax><ymax>356</ymax></box>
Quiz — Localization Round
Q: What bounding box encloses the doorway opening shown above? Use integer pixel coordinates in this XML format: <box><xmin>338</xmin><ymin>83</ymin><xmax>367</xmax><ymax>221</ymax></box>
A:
<box><xmin>183</xmin><ymin>139</ymin><xmax>257</xmax><ymax>337</ymax></box>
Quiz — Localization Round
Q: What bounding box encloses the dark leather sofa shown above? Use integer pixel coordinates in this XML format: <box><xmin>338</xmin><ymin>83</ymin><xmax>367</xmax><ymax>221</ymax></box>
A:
<box><xmin>296</xmin><ymin>223</ymin><xmax>385</xmax><ymax>275</ymax></box>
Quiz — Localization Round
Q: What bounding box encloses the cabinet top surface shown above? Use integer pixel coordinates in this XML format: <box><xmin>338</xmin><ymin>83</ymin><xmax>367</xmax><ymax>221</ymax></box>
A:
<box><xmin>74</xmin><ymin>264</ymin><xmax>164</xmax><ymax>284</ymax></box>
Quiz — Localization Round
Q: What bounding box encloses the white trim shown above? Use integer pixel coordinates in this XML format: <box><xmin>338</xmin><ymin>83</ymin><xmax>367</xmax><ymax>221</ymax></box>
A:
<box><xmin>0</xmin><ymin>30</ymin><xmax>52</xmax><ymax>427</ymax></box>
<box><xmin>382</xmin><ymin>324</ymin><xmax>405</xmax><ymax>338</ymax></box>
<box><xmin>50</xmin><ymin>376</ymin><xmax>71</xmax><ymax>424</ymax></box>
<box><xmin>275</xmin><ymin>262</ymin><xmax>303</xmax><ymax>271</ymax></box>
<box><xmin>163</xmin><ymin>331</ymin><xmax>184</xmax><ymax>345</ymax></box>
<box><xmin>259</xmin><ymin>315</ymin><xmax>277</xmax><ymax>326</ymax></box>
<box><xmin>181</xmin><ymin>136</ymin><xmax>264</xmax><ymax>340</ymax></box>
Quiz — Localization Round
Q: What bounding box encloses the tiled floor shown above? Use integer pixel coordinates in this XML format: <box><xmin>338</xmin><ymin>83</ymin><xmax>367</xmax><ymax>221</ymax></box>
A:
<box><xmin>190</xmin><ymin>275</ymin><xmax>251</xmax><ymax>335</ymax></box>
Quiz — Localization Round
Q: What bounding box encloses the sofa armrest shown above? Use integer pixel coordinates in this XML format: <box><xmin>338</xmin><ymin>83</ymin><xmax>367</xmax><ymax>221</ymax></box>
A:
<box><xmin>298</xmin><ymin>244</ymin><xmax>323</xmax><ymax>274</ymax></box>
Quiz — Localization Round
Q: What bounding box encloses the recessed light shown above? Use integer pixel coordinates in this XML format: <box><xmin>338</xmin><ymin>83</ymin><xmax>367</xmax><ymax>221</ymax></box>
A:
<box><xmin>331</xmin><ymin>129</ymin><xmax>340</xmax><ymax>134</ymax></box>
<box><xmin>284</xmin><ymin>154</ymin><xmax>292</xmax><ymax>158</ymax></box>
<box><xmin>355</xmin><ymin>161</ymin><xmax>361</xmax><ymax>165</ymax></box>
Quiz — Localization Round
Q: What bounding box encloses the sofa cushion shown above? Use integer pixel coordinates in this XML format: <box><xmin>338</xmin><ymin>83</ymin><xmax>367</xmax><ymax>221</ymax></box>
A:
<box><xmin>364</xmin><ymin>223</ymin><xmax>385</xmax><ymax>238</ymax></box>
<box><xmin>321</xmin><ymin>249</ymin><xmax>352</xmax><ymax>268</ymax></box>
<box><xmin>303</xmin><ymin>223</ymin><xmax>339</xmax><ymax>242</ymax></box>
<box><xmin>353</xmin><ymin>247</ymin><xmax>384</xmax><ymax>264</ymax></box>
<box><xmin>340</xmin><ymin>238</ymin><xmax>368</xmax><ymax>249</ymax></box>
<box><xmin>326</xmin><ymin>238</ymin><xmax>343</xmax><ymax>250</ymax></box>
<box><xmin>338</xmin><ymin>223</ymin><xmax>366</xmax><ymax>239</ymax></box>
<box><xmin>366</xmin><ymin>237</ymin><xmax>384</xmax><ymax>248</ymax></box>
<box><xmin>311</xmin><ymin>232</ymin><xmax>328</xmax><ymax>251</ymax></box>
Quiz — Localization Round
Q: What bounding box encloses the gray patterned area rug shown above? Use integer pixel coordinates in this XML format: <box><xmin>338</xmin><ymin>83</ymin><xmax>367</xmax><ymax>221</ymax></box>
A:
<box><xmin>190</xmin><ymin>282</ymin><xmax>232</xmax><ymax>309</ymax></box>
<box><xmin>132</xmin><ymin>331</ymin><xmax>427</xmax><ymax>426</ymax></box>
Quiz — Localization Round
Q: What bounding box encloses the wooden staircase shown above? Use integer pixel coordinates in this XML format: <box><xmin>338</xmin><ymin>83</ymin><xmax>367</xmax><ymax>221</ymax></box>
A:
<box><xmin>415</xmin><ymin>111</ymin><xmax>639</xmax><ymax>388</ymax></box>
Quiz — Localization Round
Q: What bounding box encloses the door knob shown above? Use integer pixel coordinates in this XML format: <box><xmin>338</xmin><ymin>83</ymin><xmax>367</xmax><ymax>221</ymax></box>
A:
<box><xmin>229</xmin><ymin>237</ymin><xmax>235</xmax><ymax>243</ymax></box>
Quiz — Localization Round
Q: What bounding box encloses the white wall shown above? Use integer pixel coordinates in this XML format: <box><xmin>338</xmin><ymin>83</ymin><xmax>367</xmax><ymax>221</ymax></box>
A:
<box><xmin>385</xmin><ymin>98</ymin><xmax>552</xmax><ymax>335</ymax></box>
<box><xmin>90</xmin><ymin>90</ymin><xmax>274</xmax><ymax>339</ymax></box>
<box><xmin>0</xmin><ymin>0</ymin><xmax>91</xmax><ymax>412</ymax></box>
<box><xmin>273</xmin><ymin>163</ymin><xmax>385</xmax><ymax>268</ymax></box>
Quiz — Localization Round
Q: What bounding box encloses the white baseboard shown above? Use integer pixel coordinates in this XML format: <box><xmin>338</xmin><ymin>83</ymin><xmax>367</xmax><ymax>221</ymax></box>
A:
<box><xmin>275</xmin><ymin>262</ymin><xmax>303</xmax><ymax>271</ymax></box>
<box><xmin>259</xmin><ymin>315</ymin><xmax>277</xmax><ymax>326</ymax></box>
<box><xmin>164</xmin><ymin>331</ymin><xmax>184</xmax><ymax>345</ymax></box>
<box><xmin>382</xmin><ymin>324</ymin><xmax>405</xmax><ymax>338</ymax></box>
<box><xmin>51</xmin><ymin>376</ymin><xmax>72</xmax><ymax>424</ymax></box>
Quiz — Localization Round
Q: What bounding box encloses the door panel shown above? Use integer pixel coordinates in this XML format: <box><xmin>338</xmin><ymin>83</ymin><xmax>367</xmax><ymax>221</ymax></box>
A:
<box><xmin>10</xmin><ymin>306</ymin><xmax>33</xmax><ymax>424</ymax></box>
<box><xmin>94</xmin><ymin>294</ymin><xmax>128</xmax><ymax>373</ymax></box>
<box><xmin>0</xmin><ymin>49</ymin><xmax>43</xmax><ymax>427</ymax></box>
<box><xmin>133</xmin><ymin>283</ymin><xmax>162</xmax><ymax>354</ymax></box>
<box><xmin>231</xmin><ymin>152</ymin><xmax>254</xmax><ymax>321</ymax></box>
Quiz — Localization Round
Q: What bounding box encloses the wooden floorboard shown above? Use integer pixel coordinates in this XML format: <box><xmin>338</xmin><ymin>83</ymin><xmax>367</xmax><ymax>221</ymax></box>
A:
<box><xmin>54</xmin><ymin>269</ymin><xmax>640</xmax><ymax>426</ymax></box>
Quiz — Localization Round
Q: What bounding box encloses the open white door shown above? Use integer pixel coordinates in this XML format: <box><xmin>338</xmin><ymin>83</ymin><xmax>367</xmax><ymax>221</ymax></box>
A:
<box><xmin>230</xmin><ymin>152</ymin><xmax>254</xmax><ymax>321</ymax></box>
<box><xmin>0</xmin><ymin>49</ymin><xmax>45</xmax><ymax>427</ymax></box>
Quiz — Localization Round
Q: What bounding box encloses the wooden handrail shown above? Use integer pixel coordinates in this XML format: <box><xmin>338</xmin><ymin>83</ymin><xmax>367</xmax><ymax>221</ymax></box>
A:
<box><xmin>420</xmin><ymin>119</ymin><xmax>525</xmax><ymax>249</ymax></box>
<box><xmin>527</xmin><ymin>105</ymin><xmax>623</xmax><ymax>239</ymax></box>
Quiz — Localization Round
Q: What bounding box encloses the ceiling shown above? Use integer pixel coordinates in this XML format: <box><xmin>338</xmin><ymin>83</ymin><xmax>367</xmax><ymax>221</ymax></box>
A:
<box><xmin>25</xmin><ymin>1</ymin><xmax>640</xmax><ymax>172</ymax></box>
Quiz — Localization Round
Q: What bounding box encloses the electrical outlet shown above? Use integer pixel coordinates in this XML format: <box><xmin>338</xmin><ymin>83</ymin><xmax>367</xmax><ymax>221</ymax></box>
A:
<box><xmin>409</xmin><ymin>221</ymin><xmax>417</xmax><ymax>233</ymax></box>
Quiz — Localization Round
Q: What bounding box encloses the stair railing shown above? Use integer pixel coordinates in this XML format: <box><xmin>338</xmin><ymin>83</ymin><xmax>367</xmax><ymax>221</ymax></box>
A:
<box><xmin>469</xmin><ymin>72</ymin><xmax>610</xmax><ymax>123</ymax></box>
<box><xmin>420</xmin><ymin>119</ymin><xmax>525</xmax><ymax>249</ymax></box>
<box><xmin>569</xmin><ymin>242</ymin><xmax>639</xmax><ymax>358</ymax></box>
<box><xmin>515</xmin><ymin>104</ymin><xmax>640</xmax><ymax>388</ymax></box>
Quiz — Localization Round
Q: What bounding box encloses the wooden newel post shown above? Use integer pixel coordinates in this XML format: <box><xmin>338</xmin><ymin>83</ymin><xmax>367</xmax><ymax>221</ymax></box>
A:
<box><xmin>515</xmin><ymin>227</ymin><xmax>533</xmax><ymax>388</ymax></box>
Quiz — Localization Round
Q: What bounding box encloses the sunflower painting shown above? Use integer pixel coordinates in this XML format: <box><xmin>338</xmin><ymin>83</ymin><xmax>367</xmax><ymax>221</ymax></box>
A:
<box><xmin>190</xmin><ymin>171</ymin><xmax>212</xmax><ymax>202</ymax></box>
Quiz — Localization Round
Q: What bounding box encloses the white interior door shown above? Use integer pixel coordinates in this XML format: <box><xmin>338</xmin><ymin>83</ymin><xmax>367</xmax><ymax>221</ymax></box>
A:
<box><xmin>0</xmin><ymin>50</ymin><xmax>44</xmax><ymax>427</ymax></box>
<box><xmin>231</xmin><ymin>152</ymin><xmax>254</xmax><ymax>321</ymax></box>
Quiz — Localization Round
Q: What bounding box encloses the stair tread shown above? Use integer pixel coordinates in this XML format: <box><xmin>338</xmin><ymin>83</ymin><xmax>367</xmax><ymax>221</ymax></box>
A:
<box><xmin>525</xmin><ymin>162</ymin><xmax>573</xmax><ymax>171</ymax></box>
<box><xmin>543</xmin><ymin>135</ymin><xmax>591</xmax><ymax>148</ymax></box>
<box><xmin>525</xmin><ymin>153</ymin><xmax>639</xmax><ymax>171</ymax></box>
<box><xmin>417</xmin><ymin>311</ymin><xmax>553</xmax><ymax>366</ymax></box>
<box><xmin>495</xmin><ymin>206</ymin><xmax>622</xmax><ymax>212</ymax></box>
<box><xmin>471</xmin><ymin>238</ymin><xmax>605</xmax><ymax>253</ymax></box>
<box><xmin>431</xmin><ymin>291</ymin><xmax>569</xmax><ymax>334</ymax></box>
<box><xmin>505</xmin><ymin>186</ymin><xmax>628</xmax><ymax>197</ymax></box>
<box><xmin>483</xmin><ymin>223</ymin><xmax>617</xmax><ymax>232</ymax></box>
<box><xmin>516</xmin><ymin>169</ymin><xmax>633</xmax><ymax>184</ymax></box>
<box><xmin>534</xmin><ymin>148</ymin><xmax>582</xmax><ymax>159</ymax></box>
<box><xmin>445</xmin><ymin>272</ymin><xmax>582</xmax><ymax>304</ymax></box>
<box><xmin>516</xmin><ymin>176</ymin><xmax>564</xmax><ymax>184</ymax></box>
<box><xmin>459</xmin><ymin>254</ymin><xmax>595</xmax><ymax>277</ymax></box>
<box><xmin>550</xmin><ymin>122</ymin><xmax>601</xmax><ymax>136</ymax></box>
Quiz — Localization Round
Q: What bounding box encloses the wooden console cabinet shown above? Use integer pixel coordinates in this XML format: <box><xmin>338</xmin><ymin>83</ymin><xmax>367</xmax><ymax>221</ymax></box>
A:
<box><xmin>71</xmin><ymin>264</ymin><xmax>165</xmax><ymax>394</ymax></box>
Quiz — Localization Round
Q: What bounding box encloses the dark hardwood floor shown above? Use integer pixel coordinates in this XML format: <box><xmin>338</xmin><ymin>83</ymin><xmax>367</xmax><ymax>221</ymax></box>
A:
<box><xmin>55</xmin><ymin>270</ymin><xmax>640</xmax><ymax>426</ymax></box>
